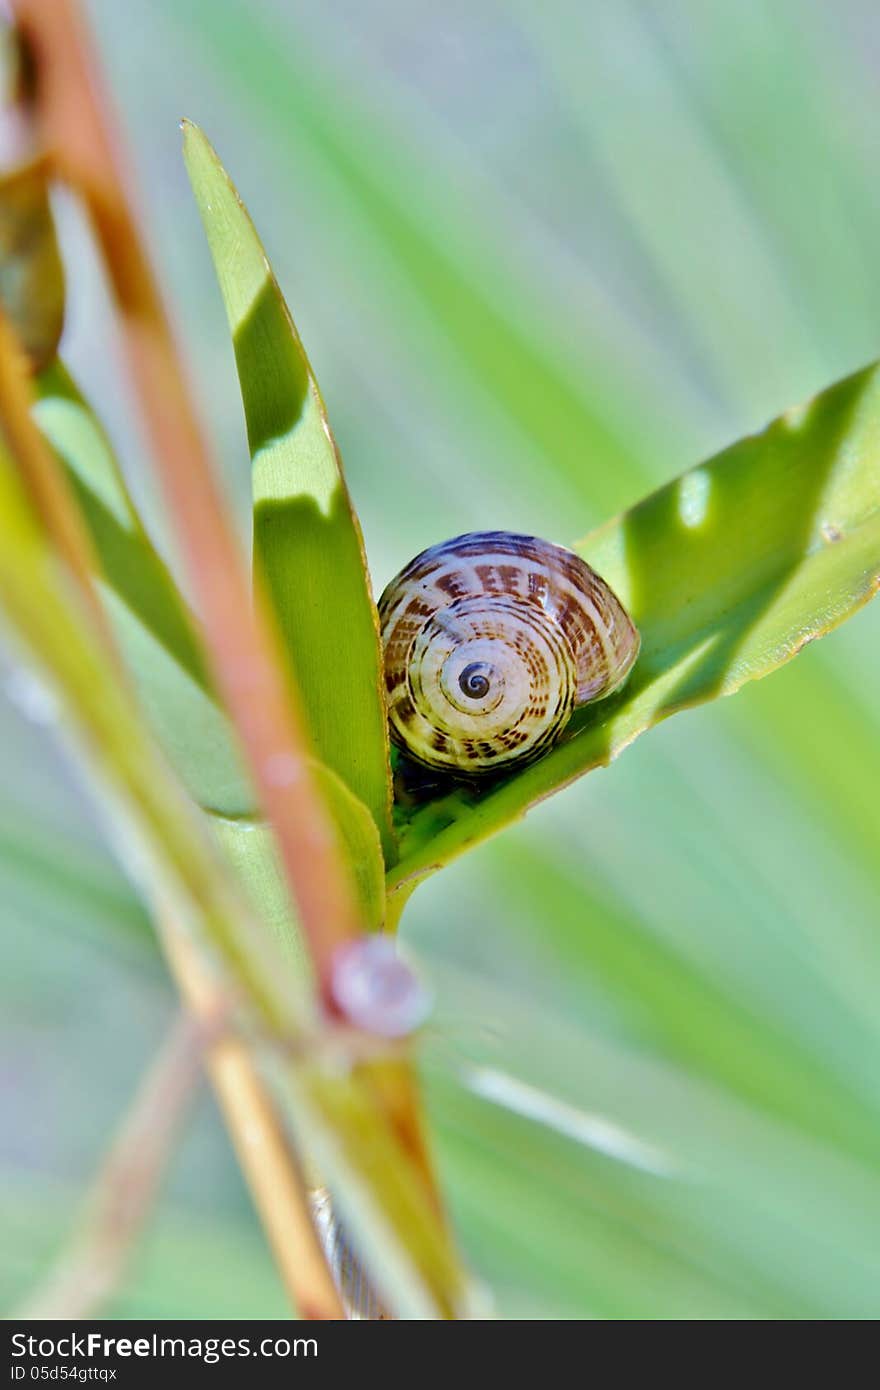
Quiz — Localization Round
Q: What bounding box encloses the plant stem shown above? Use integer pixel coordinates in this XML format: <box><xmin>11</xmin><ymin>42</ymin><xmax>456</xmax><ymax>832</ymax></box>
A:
<box><xmin>6</xmin><ymin>0</ymin><xmax>454</xmax><ymax>1303</ymax></box>
<box><xmin>0</xmin><ymin>307</ymin><xmax>114</xmax><ymax>653</ymax></box>
<box><xmin>13</xmin><ymin>997</ymin><xmax>345</xmax><ymax>1321</ymax></box>
<box><xmin>0</xmin><ymin>419</ymin><xmax>461</xmax><ymax>1317</ymax></box>
<box><xmin>163</xmin><ymin>928</ymin><xmax>345</xmax><ymax>1320</ymax></box>
<box><xmin>10</xmin><ymin>0</ymin><xmax>361</xmax><ymax>999</ymax></box>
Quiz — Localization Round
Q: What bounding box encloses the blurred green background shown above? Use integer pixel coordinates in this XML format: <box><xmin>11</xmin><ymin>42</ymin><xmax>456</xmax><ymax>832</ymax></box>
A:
<box><xmin>3</xmin><ymin>0</ymin><xmax>880</xmax><ymax>1317</ymax></box>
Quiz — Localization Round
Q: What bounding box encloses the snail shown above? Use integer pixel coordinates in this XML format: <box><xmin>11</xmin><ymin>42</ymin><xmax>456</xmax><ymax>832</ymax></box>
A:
<box><xmin>378</xmin><ymin>531</ymin><xmax>640</xmax><ymax>777</ymax></box>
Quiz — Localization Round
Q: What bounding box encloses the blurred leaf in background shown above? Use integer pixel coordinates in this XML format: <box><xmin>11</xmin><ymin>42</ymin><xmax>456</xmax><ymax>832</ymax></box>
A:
<box><xmin>3</xmin><ymin>0</ymin><xmax>880</xmax><ymax>1317</ymax></box>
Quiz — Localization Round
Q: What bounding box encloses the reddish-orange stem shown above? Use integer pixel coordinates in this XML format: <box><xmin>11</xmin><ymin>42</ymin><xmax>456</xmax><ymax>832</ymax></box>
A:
<box><xmin>11</xmin><ymin>0</ymin><xmax>360</xmax><ymax>996</ymax></box>
<box><xmin>9</xmin><ymin>0</ymin><xmax>450</xmax><ymax>1252</ymax></box>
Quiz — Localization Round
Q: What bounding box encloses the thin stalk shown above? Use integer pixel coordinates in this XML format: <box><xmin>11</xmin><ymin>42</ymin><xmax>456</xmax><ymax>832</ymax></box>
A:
<box><xmin>163</xmin><ymin>929</ymin><xmax>345</xmax><ymax>1320</ymax></box>
<box><xmin>11</xmin><ymin>0</ymin><xmax>361</xmax><ymax>998</ymax></box>
<box><xmin>13</xmin><ymin>997</ymin><xmax>345</xmax><ymax>1321</ymax></box>
<box><xmin>0</xmin><ymin>307</ymin><xmax>113</xmax><ymax>652</ymax></box>
<box><xmin>0</xmin><ymin>351</ymin><xmax>345</xmax><ymax>1316</ymax></box>
<box><xmin>0</xmin><ymin>395</ymin><xmax>463</xmax><ymax>1319</ymax></box>
<box><xmin>5</xmin><ymin>0</ymin><xmax>455</xmax><ymax>1300</ymax></box>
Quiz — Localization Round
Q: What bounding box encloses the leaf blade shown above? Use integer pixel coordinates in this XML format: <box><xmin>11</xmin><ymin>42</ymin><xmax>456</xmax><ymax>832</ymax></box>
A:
<box><xmin>389</xmin><ymin>362</ymin><xmax>880</xmax><ymax>895</ymax></box>
<box><xmin>181</xmin><ymin>121</ymin><xmax>395</xmax><ymax>864</ymax></box>
<box><xmin>213</xmin><ymin>762</ymin><xmax>386</xmax><ymax>971</ymax></box>
<box><xmin>0</xmin><ymin>430</ymin><xmax>467</xmax><ymax>1320</ymax></box>
<box><xmin>33</xmin><ymin>362</ymin><xmax>254</xmax><ymax>816</ymax></box>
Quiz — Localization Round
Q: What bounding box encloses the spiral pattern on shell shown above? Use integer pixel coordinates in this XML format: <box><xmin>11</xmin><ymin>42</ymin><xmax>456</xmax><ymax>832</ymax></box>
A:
<box><xmin>378</xmin><ymin>531</ymin><xmax>640</xmax><ymax>776</ymax></box>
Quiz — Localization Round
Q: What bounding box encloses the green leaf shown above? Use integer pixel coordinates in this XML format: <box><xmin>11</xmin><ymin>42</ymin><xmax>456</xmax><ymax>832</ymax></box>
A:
<box><xmin>181</xmin><ymin>121</ymin><xmax>395</xmax><ymax>864</ymax></box>
<box><xmin>0</xmin><ymin>436</ymin><xmax>305</xmax><ymax>1035</ymax></box>
<box><xmin>310</xmin><ymin>764</ymin><xmax>386</xmax><ymax>931</ymax></box>
<box><xmin>213</xmin><ymin>762</ymin><xmax>386</xmax><ymax>971</ymax></box>
<box><xmin>32</xmin><ymin>362</ymin><xmax>254</xmax><ymax>817</ymax></box>
<box><xmin>14</xmin><ymin>0</ymin><xmax>880</xmax><ymax>1322</ymax></box>
<box><xmin>389</xmin><ymin>361</ymin><xmax>880</xmax><ymax>899</ymax></box>
<box><xmin>0</xmin><ymin>438</ymin><xmax>467</xmax><ymax>1319</ymax></box>
<box><xmin>31</xmin><ymin>368</ymin><xmax>388</xmax><ymax>923</ymax></box>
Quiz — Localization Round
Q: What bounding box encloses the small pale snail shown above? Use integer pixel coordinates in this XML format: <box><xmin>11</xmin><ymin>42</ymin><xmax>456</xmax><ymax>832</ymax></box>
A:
<box><xmin>378</xmin><ymin>531</ymin><xmax>640</xmax><ymax>777</ymax></box>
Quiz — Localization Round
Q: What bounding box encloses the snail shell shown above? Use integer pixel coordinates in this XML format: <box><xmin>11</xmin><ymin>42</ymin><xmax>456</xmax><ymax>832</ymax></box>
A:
<box><xmin>378</xmin><ymin>531</ymin><xmax>640</xmax><ymax>776</ymax></box>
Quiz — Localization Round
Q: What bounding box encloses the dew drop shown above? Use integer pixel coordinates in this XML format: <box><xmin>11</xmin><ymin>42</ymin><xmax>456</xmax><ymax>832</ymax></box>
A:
<box><xmin>330</xmin><ymin>936</ymin><xmax>432</xmax><ymax>1038</ymax></box>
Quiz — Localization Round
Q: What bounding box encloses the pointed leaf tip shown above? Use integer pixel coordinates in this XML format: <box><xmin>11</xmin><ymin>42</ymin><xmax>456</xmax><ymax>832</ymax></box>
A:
<box><xmin>183</xmin><ymin>127</ymin><xmax>397</xmax><ymax>865</ymax></box>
